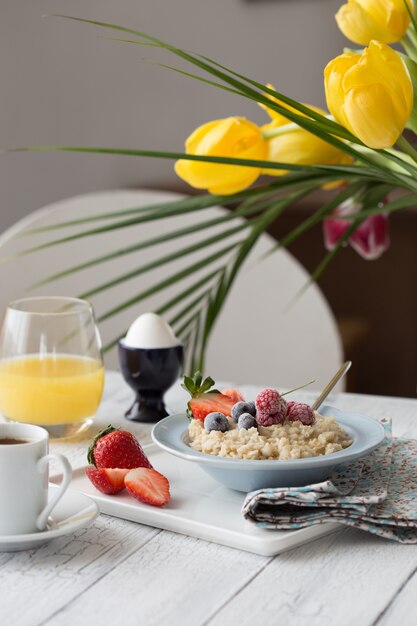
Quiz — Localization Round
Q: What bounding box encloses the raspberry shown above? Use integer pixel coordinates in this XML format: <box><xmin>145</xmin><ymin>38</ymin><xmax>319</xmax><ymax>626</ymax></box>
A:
<box><xmin>287</xmin><ymin>402</ymin><xmax>315</xmax><ymax>426</ymax></box>
<box><xmin>256</xmin><ymin>389</ymin><xmax>280</xmax><ymax>414</ymax></box>
<box><xmin>256</xmin><ymin>409</ymin><xmax>285</xmax><ymax>427</ymax></box>
<box><xmin>255</xmin><ymin>389</ymin><xmax>287</xmax><ymax>427</ymax></box>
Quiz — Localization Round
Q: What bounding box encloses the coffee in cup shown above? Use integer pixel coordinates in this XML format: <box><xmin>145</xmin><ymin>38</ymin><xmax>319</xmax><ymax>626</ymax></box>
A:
<box><xmin>0</xmin><ymin>423</ymin><xmax>72</xmax><ymax>535</ymax></box>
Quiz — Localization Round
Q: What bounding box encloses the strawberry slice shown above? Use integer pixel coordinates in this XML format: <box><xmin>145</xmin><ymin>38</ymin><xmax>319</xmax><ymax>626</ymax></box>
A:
<box><xmin>221</xmin><ymin>388</ymin><xmax>245</xmax><ymax>403</ymax></box>
<box><xmin>182</xmin><ymin>371</ymin><xmax>235</xmax><ymax>422</ymax></box>
<box><xmin>189</xmin><ymin>392</ymin><xmax>235</xmax><ymax>422</ymax></box>
<box><xmin>125</xmin><ymin>468</ymin><xmax>170</xmax><ymax>507</ymax></box>
<box><xmin>85</xmin><ymin>467</ymin><xmax>129</xmax><ymax>494</ymax></box>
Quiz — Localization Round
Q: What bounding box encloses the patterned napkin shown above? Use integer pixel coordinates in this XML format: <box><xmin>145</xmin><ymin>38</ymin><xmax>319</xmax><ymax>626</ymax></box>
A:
<box><xmin>242</xmin><ymin>419</ymin><xmax>417</xmax><ymax>543</ymax></box>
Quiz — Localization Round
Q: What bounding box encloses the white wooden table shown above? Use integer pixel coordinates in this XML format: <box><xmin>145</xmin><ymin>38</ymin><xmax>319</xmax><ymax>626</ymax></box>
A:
<box><xmin>1</xmin><ymin>371</ymin><xmax>417</xmax><ymax>626</ymax></box>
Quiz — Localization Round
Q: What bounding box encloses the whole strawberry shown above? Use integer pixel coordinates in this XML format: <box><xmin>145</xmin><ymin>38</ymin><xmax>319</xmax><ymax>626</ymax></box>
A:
<box><xmin>287</xmin><ymin>402</ymin><xmax>315</xmax><ymax>426</ymax></box>
<box><xmin>87</xmin><ymin>425</ymin><xmax>152</xmax><ymax>469</ymax></box>
<box><xmin>255</xmin><ymin>388</ymin><xmax>287</xmax><ymax>427</ymax></box>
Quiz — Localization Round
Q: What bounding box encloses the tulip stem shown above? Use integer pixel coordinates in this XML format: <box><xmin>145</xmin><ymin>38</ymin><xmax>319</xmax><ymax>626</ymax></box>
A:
<box><xmin>261</xmin><ymin>123</ymin><xmax>300</xmax><ymax>139</ymax></box>
<box><xmin>407</xmin><ymin>32</ymin><xmax>417</xmax><ymax>55</ymax></box>
<box><xmin>346</xmin><ymin>142</ymin><xmax>414</xmax><ymax>176</ymax></box>
<box><xmin>401</xmin><ymin>37</ymin><xmax>415</xmax><ymax>56</ymax></box>
<box><xmin>401</xmin><ymin>33</ymin><xmax>417</xmax><ymax>59</ymax></box>
<box><xmin>397</xmin><ymin>135</ymin><xmax>417</xmax><ymax>164</ymax></box>
<box><xmin>402</xmin><ymin>1</ymin><xmax>417</xmax><ymax>42</ymax></box>
<box><xmin>261</xmin><ymin>115</ymin><xmax>335</xmax><ymax>139</ymax></box>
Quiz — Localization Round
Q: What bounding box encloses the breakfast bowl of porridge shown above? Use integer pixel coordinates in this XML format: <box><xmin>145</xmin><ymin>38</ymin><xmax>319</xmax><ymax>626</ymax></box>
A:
<box><xmin>152</xmin><ymin>373</ymin><xmax>384</xmax><ymax>492</ymax></box>
<box><xmin>151</xmin><ymin>375</ymin><xmax>385</xmax><ymax>492</ymax></box>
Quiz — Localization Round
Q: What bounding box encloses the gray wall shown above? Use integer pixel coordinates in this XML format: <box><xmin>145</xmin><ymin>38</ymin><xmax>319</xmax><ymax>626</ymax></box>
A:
<box><xmin>0</xmin><ymin>0</ymin><xmax>346</xmax><ymax>232</ymax></box>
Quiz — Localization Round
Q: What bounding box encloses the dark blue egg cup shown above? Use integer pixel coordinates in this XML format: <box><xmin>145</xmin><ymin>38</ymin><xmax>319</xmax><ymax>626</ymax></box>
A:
<box><xmin>118</xmin><ymin>341</ymin><xmax>184</xmax><ymax>423</ymax></box>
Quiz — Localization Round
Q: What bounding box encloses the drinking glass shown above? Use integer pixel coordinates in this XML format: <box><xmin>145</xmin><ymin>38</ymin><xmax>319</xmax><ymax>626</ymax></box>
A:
<box><xmin>0</xmin><ymin>297</ymin><xmax>104</xmax><ymax>439</ymax></box>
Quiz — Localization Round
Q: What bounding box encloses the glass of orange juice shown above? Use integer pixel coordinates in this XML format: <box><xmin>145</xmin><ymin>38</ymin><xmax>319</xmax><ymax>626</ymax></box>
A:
<box><xmin>0</xmin><ymin>297</ymin><xmax>105</xmax><ymax>439</ymax></box>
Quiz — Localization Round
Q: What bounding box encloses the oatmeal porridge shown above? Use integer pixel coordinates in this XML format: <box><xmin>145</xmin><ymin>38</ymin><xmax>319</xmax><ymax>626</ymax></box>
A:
<box><xmin>188</xmin><ymin>413</ymin><xmax>352</xmax><ymax>460</ymax></box>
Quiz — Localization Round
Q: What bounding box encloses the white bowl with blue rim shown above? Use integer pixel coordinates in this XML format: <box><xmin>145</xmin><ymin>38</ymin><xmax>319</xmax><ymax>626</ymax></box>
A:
<box><xmin>151</xmin><ymin>405</ymin><xmax>385</xmax><ymax>493</ymax></box>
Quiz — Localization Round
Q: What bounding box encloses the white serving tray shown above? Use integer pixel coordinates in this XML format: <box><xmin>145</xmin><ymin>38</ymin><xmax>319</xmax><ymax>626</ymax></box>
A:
<box><xmin>51</xmin><ymin>444</ymin><xmax>341</xmax><ymax>556</ymax></box>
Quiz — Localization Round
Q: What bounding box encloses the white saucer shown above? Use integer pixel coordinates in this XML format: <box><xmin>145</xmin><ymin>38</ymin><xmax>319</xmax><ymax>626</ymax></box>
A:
<box><xmin>0</xmin><ymin>484</ymin><xmax>99</xmax><ymax>552</ymax></box>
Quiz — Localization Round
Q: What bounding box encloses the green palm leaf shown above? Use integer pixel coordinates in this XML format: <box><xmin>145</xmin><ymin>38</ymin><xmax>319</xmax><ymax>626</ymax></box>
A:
<box><xmin>52</xmin><ymin>15</ymin><xmax>355</xmax><ymax>141</ymax></box>
<box><xmin>30</xmin><ymin>201</ymin><xmax>263</xmax><ymax>287</ymax></box>
<box><xmin>21</xmin><ymin>178</ymin><xmax>312</xmax><ymax>235</ymax></box>
<box><xmin>102</xmin><ymin>267</ymin><xmax>224</xmax><ymax>352</ymax></box>
<box><xmin>96</xmin><ymin>242</ymin><xmax>237</xmax><ymax>322</ymax></box>
<box><xmin>265</xmin><ymin>180</ymin><xmax>368</xmax><ymax>255</ymax></box>
<box><xmin>79</xmin><ymin>222</ymin><xmax>249</xmax><ymax>299</ymax></box>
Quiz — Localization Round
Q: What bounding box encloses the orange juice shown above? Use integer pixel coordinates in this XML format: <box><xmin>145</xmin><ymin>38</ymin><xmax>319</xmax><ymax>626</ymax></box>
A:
<box><xmin>0</xmin><ymin>355</ymin><xmax>104</xmax><ymax>425</ymax></box>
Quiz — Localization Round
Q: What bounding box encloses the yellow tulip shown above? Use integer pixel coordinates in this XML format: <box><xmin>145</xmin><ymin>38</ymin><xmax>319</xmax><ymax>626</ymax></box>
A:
<box><xmin>262</xmin><ymin>120</ymin><xmax>352</xmax><ymax>176</ymax></box>
<box><xmin>174</xmin><ymin>117</ymin><xmax>267</xmax><ymax>194</ymax></box>
<box><xmin>336</xmin><ymin>0</ymin><xmax>412</xmax><ymax>46</ymax></box>
<box><xmin>324</xmin><ymin>41</ymin><xmax>413</xmax><ymax>149</ymax></box>
<box><xmin>261</xmin><ymin>100</ymin><xmax>352</xmax><ymax>175</ymax></box>
<box><xmin>259</xmin><ymin>83</ymin><xmax>303</xmax><ymax>122</ymax></box>
<box><xmin>259</xmin><ymin>84</ymin><xmax>351</xmax><ymax>173</ymax></box>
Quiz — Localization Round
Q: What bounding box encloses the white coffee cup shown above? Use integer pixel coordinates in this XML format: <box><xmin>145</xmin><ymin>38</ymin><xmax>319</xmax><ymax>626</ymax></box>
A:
<box><xmin>0</xmin><ymin>422</ymin><xmax>72</xmax><ymax>536</ymax></box>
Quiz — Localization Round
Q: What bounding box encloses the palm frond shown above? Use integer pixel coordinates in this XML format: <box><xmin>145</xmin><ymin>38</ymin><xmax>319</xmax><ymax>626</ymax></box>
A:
<box><xmin>93</xmin><ymin>186</ymin><xmax>314</xmax><ymax>364</ymax></box>
<box><xmin>101</xmin><ymin>267</ymin><xmax>223</xmax><ymax>352</ymax></box>
<box><xmin>97</xmin><ymin>242</ymin><xmax>237</xmax><ymax>322</ymax></box>
<box><xmin>79</xmin><ymin>222</ymin><xmax>248</xmax><ymax>299</ymax></box>
<box><xmin>265</xmin><ymin>180</ymin><xmax>369</xmax><ymax>255</ymax></box>
<box><xmin>13</xmin><ymin>14</ymin><xmax>414</xmax><ymax>193</ymax></box>
<box><xmin>17</xmin><ymin>13</ymin><xmax>415</xmax><ymax>373</ymax></box>
<box><xmin>198</xmin><ymin>189</ymin><xmax>309</xmax><ymax>369</ymax></box>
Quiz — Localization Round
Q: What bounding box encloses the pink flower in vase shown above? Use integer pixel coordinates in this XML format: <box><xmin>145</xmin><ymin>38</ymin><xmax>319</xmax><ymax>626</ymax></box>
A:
<box><xmin>323</xmin><ymin>198</ymin><xmax>390</xmax><ymax>260</ymax></box>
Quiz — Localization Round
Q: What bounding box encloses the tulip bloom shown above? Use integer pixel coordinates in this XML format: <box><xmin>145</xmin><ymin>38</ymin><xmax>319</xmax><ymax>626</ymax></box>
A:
<box><xmin>174</xmin><ymin>117</ymin><xmax>266</xmax><ymax>195</ymax></box>
<box><xmin>324</xmin><ymin>41</ymin><xmax>413</xmax><ymax>149</ymax></box>
<box><xmin>336</xmin><ymin>0</ymin><xmax>412</xmax><ymax>46</ymax></box>
<box><xmin>261</xmin><ymin>107</ymin><xmax>352</xmax><ymax>176</ymax></box>
<box><xmin>323</xmin><ymin>198</ymin><xmax>390</xmax><ymax>260</ymax></box>
<box><xmin>259</xmin><ymin>83</ymin><xmax>302</xmax><ymax>122</ymax></box>
<box><xmin>259</xmin><ymin>85</ymin><xmax>351</xmax><ymax>174</ymax></box>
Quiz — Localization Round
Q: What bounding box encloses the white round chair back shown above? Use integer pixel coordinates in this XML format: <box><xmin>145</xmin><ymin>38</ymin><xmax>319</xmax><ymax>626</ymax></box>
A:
<box><xmin>0</xmin><ymin>189</ymin><xmax>343</xmax><ymax>390</ymax></box>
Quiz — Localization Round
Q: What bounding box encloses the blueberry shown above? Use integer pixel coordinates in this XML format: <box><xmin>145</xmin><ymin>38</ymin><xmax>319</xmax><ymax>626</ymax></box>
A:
<box><xmin>231</xmin><ymin>401</ymin><xmax>257</xmax><ymax>422</ymax></box>
<box><xmin>238</xmin><ymin>413</ymin><xmax>257</xmax><ymax>430</ymax></box>
<box><xmin>204</xmin><ymin>412</ymin><xmax>230</xmax><ymax>433</ymax></box>
<box><xmin>245</xmin><ymin>401</ymin><xmax>257</xmax><ymax>416</ymax></box>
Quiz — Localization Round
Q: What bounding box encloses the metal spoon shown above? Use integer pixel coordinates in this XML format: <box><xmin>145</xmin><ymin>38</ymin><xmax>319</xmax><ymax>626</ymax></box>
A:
<box><xmin>311</xmin><ymin>361</ymin><xmax>352</xmax><ymax>411</ymax></box>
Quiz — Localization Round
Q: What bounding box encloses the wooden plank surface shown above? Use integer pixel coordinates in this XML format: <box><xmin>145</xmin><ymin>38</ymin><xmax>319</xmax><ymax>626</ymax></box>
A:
<box><xmin>0</xmin><ymin>372</ymin><xmax>416</xmax><ymax>626</ymax></box>
<box><xmin>209</xmin><ymin>530</ymin><xmax>417</xmax><ymax>626</ymax></box>
<box><xmin>0</xmin><ymin>518</ymin><xmax>159</xmax><ymax>626</ymax></box>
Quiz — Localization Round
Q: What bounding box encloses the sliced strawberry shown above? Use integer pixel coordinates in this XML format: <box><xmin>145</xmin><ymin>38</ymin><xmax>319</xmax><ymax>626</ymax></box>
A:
<box><xmin>182</xmin><ymin>371</ymin><xmax>236</xmax><ymax>422</ymax></box>
<box><xmin>189</xmin><ymin>391</ymin><xmax>235</xmax><ymax>422</ymax></box>
<box><xmin>86</xmin><ymin>467</ymin><xmax>129</xmax><ymax>494</ymax></box>
<box><xmin>221</xmin><ymin>388</ymin><xmax>245</xmax><ymax>403</ymax></box>
<box><xmin>125</xmin><ymin>468</ymin><xmax>170</xmax><ymax>507</ymax></box>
